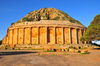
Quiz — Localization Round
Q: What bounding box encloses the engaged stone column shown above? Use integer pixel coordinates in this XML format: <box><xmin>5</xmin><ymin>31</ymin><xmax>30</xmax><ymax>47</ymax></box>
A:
<box><xmin>62</xmin><ymin>27</ymin><xmax>64</xmax><ymax>44</ymax></box>
<box><xmin>46</xmin><ymin>27</ymin><xmax>48</xmax><ymax>44</ymax></box>
<box><xmin>9</xmin><ymin>29</ymin><xmax>13</xmax><ymax>44</ymax></box>
<box><xmin>75</xmin><ymin>28</ymin><xmax>78</xmax><ymax>44</ymax></box>
<box><xmin>13</xmin><ymin>28</ymin><xmax>18</xmax><ymax>44</ymax></box>
<box><xmin>40</xmin><ymin>27</ymin><xmax>47</xmax><ymax>44</ymax></box>
<box><xmin>23</xmin><ymin>28</ymin><xmax>25</xmax><ymax>44</ymax></box>
<box><xmin>17</xmin><ymin>28</ymin><xmax>19</xmax><ymax>44</ymax></box>
<box><xmin>38</xmin><ymin>27</ymin><xmax>40</xmax><ymax>44</ymax></box>
<box><xmin>24</xmin><ymin>27</ymin><xmax>31</xmax><ymax>44</ymax></box>
<box><xmin>8</xmin><ymin>30</ymin><xmax>10</xmax><ymax>44</ymax></box>
<box><xmin>83</xmin><ymin>28</ymin><xmax>86</xmax><ymax>44</ymax></box>
<box><xmin>30</xmin><ymin>27</ymin><xmax>32</xmax><ymax>44</ymax></box>
<box><xmin>12</xmin><ymin>29</ymin><xmax>14</xmax><ymax>44</ymax></box>
<box><xmin>54</xmin><ymin>27</ymin><xmax>56</xmax><ymax>44</ymax></box>
<box><xmin>18</xmin><ymin>28</ymin><xmax>24</xmax><ymax>44</ymax></box>
<box><xmin>2</xmin><ymin>38</ymin><xmax>5</xmax><ymax>44</ymax></box>
<box><xmin>69</xmin><ymin>28</ymin><xmax>72</xmax><ymax>44</ymax></box>
<box><xmin>56</xmin><ymin>27</ymin><xmax>64</xmax><ymax>44</ymax></box>
<box><xmin>32</xmin><ymin>27</ymin><xmax>39</xmax><ymax>44</ymax></box>
<box><xmin>6</xmin><ymin>36</ymin><xmax>8</xmax><ymax>44</ymax></box>
<box><xmin>80</xmin><ymin>29</ymin><xmax>82</xmax><ymax>44</ymax></box>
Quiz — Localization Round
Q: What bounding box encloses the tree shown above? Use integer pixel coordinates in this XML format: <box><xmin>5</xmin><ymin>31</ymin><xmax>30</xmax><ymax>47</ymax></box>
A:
<box><xmin>0</xmin><ymin>40</ymin><xmax>2</xmax><ymax>45</ymax></box>
<box><xmin>83</xmin><ymin>14</ymin><xmax>100</xmax><ymax>41</ymax></box>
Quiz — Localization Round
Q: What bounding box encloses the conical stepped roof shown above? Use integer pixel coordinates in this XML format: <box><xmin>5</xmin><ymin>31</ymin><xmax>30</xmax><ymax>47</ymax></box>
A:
<box><xmin>16</xmin><ymin>8</ymin><xmax>82</xmax><ymax>25</ymax></box>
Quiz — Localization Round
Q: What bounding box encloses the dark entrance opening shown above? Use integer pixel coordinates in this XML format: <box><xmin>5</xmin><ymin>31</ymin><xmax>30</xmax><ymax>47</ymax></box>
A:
<box><xmin>47</xmin><ymin>28</ymin><xmax>50</xmax><ymax>43</ymax></box>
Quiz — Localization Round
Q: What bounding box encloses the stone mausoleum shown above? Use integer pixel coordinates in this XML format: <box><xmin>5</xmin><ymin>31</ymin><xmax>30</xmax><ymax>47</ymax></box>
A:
<box><xmin>2</xmin><ymin>8</ymin><xmax>87</xmax><ymax>45</ymax></box>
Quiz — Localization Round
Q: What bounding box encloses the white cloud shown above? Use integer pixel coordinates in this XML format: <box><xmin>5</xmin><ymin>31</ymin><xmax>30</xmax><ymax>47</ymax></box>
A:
<box><xmin>92</xmin><ymin>41</ymin><xmax>100</xmax><ymax>45</ymax></box>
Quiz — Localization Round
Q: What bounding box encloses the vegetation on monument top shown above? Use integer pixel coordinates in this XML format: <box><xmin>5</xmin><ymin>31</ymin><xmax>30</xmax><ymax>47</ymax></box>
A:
<box><xmin>83</xmin><ymin>14</ymin><xmax>100</xmax><ymax>41</ymax></box>
<box><xmin>15</xmin><ymin>8</ymin><xmax>81</xmax><ymax>24</ymax></box>
<box><xmin>11</xmin><ymin>23</ymin><xmax>15</xmax><ymax>25</ymax></box>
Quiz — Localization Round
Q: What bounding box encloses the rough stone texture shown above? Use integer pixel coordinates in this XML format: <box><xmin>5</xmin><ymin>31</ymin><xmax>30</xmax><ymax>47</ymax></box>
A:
<box><xmin>81</xmin><ymin>50</ymin><xmax>88</xmax><ymax>53</ymax></box>
<box><xmin>24</xmin><ymin>28</ymin><xmax>31</xmax><ymax>44</ymax></box>
<box><xmin>18</xmin><ymin>28</ymin><xmax>24</xmax><ymax>44</ymax></box>
<box><xmin>2</xmin><ymin>20</ymin><xmax>87</xmax><ymax>45</ymax></box>
<box><xmin>40</xmin><ymin>27</ymin><xmax>47</xmax><ymax>44</ymax></box>
<box><xmin>47</xmin><ymin>27</ymin><xmax>55</xmax><ymax>44</ymax></box>
<box><xmin>9</xmin><ymin>30</ymin><xmax>13</xmax><ymax>44</ymax></box>
<box><xmin>32</xmin><ymin>27</ymin><xmax>38</xmax><ymax>44</ymax></box>
<box><xmin>72</xmin><ymin>28</ymin><xmax>76</xmax><ymax>44</ymax></box>
<box><xmin>13</xmin><ymin>29</ymin><xmax>18</xmax><ymax>44</ymax></box>
<box><xmin>2</xmin><ymin>37</ymin><xmax>5</xmax><ymax>44</ymax></box>
<box><xmin>56</xmin><ymin>27</ymin><xmax>63</xmax><ymax>44</ymax></box>
<box><xmin>8</xmin><ymin>31</ymin><xmax>10</xmax><ymax>44</ymax></box>
<box><xmin>6</xmin><ymin>36</ymin><xmax>8</xmax><ymax>44</ymax></box>
<box><xmin>64</xmin><ymin>28</ymin><xmax>70</xmax><ymax>44</ymax></box>
<box><xmin>78</xmin><ymin>29</ymin><xmax>82</xmax><ymax>44</ymax></box>
<box><xmin>69</xmin><ymin>49</ymin><xmax>76</xmax><ymax>53</ymax></box>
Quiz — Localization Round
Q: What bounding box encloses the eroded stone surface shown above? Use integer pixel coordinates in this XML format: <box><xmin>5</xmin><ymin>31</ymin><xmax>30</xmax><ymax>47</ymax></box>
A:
<box><xmin>2</xmin><ymin>20</ymin><xmax>87</xmax><ymax>46</ymax></box>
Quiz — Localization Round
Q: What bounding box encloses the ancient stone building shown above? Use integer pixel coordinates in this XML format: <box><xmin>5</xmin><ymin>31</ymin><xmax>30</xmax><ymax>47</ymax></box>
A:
<box><xmin>2</xmin><ymin>20</ymin><xmax>86</xmax><ymax>45</ymax></box>
<box><xmin>2</xmin><ymin>8</ymin><xmax>87</xmax><ymax>45</ymax></box>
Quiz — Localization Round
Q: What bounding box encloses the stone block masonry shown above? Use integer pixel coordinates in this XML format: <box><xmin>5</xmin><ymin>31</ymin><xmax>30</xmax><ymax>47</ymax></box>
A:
<box><xmin>2</xmin><ymin>27</ymin><xmax>86</xmax><ymax>45</ymax></box>
<box><xmin>2</xmin><ymin>20</ymin><xmax>87</xmax><ymax>45</ymax></box>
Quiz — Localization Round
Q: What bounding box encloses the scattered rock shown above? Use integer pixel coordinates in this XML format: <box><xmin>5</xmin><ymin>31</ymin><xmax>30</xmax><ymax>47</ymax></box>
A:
<box><xmin>69</xmin><ymin>49</ymin><xmax>75</xmax><ymax>53</ymax></box>
<box><xmin>81</xmin><ymin>50</ymin><xmax>88</xmax><ymax>53</ymax></box>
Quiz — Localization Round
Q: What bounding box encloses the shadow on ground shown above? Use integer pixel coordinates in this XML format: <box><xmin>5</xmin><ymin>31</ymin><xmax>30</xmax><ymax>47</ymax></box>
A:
<box><xmin>93</xmin><ymin>48</ymin><xmax>100</xmax><ymax>50</ymax></box>
<box><xmin>0</xmin><ymin>51</ymin><xmax>37</xmax><ymax>56</ymax></box>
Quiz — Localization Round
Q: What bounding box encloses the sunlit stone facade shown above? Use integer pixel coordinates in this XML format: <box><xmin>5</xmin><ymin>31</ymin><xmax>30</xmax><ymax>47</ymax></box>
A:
<box><xmin>2</xmin><ymin>20</ymin><xmax>86</xmax><ymax>45</ymax></box>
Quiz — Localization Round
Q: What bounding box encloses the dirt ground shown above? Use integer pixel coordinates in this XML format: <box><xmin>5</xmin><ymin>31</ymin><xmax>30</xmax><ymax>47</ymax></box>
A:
<box><xmin>0</xmin><ymin>49</ymin><xmax>100</xmax><ymax>66</ymax></box>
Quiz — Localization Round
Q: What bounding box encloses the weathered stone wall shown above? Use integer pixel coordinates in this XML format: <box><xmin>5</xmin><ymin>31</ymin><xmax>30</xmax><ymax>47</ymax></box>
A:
<box><xmin>18</xmin><ymin>28</ymin><xmax>24</xmax><ymax>44</ymax></box>
<box><xmin>32</xmin><ymin>27</ymin><xmax>39</xmax><ymax>44</ymax></box>
<box><xmin>6</xmin><ymin>36</ymin><xmax>8</xmax><ymax>44</ymax></box>
<box><xmin>2</xmin><ymin>37</ymin><xmax>5</xmax><ymax>44</ymax></box>
<box><xmin>24</xmin><ymin>28</ymin><xmax>31</xmax><ymax>44</ymax></box>
<box><xmin>47</xmin><ymin>27</ymin><xmax>55</xmax><ymax>44</ymax></box>
<box><xmin>56</xmin><ymin>27</ymin><xmax>63</xmax><ymax>44</ymax></box>
<box><xmin>40</xmin><ymin>27</ymin><xmax>47</xmax><ymax>44</ymax></box>
<box><xmin>71</xmin><ymin>28</ymin><xmax>76</xmax><ymax>44</ymax></box>
<box><xmin>64</xmin><ymin>28</ymin><xmax>70</xmax><ymax>44</ymax></box>
<box><xmin>78</xmin><ymin>29</ymin><xmax>82</xmax><ymax>44</ymax></box>
<box><xmin>9</xmin><ymin>30</ymin><xmax>13</xmax><ymax>44</ymax></box>
<box><xmin>2</xmin><ymin>26</ymin><xmax>86</xmax><ymax>45</ymax></box>
<box><xmin>13</xmin><ymin>29</ymin><xmax>18</xmax><ymax>44</ymax></box>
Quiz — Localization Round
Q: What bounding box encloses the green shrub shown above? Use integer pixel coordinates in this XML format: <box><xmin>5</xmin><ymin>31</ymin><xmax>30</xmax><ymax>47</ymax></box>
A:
<box><xmin>80</xmin><ymin>53</ymin><xmax>89</xmax><ymax>54</ymax></box>
<box><xmin>78</xmin><ymin>50</ymin><xmax>81</xmax><ymax>53</ymax></box>
<box><xmin>83</xmin><ymin>14</ymin><xmax>100</xmax><ymax>41</ymax></box>
<box><xmin>80</xmin><ymin>36</ymin><xmax>85</xmax><ymax>42</ymax></box>
<box><xmin>46</xmin><ymin>50</ymin><xmax>55</xmax><ymax>52</ymax></box>
<box><xmin>66</xmin><ymin>48</ymin><xmax>69</xmax><ymax>52</ymax></box>
<box><xmin>69</xmin><ymin>46</ymin><xmax>77</xmax><ymax>49</ymax></box>
<box><xmin>23</xmin><ymin>17</ymin><xmax>34</xmax><ymax>21</ymax></box>
<box><xmin>11</xmin><ymin>23</ymin><xmax>15</xmax><ymax>25</ymax></box>
<box><xmin>52</xmin><ymin>17</ymin><xmax>60</xmax><ymax>20</ymax></box>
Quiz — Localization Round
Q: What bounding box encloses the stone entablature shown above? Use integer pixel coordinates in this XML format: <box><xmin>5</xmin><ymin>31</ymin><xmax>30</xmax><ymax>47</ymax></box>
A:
<box><xmin>9</xmin><ymin>20</ymin><xmax>86</xmax><ymax>29</ymax></box>
<box><xmin>2</xmin><ymin>20</ymin><xmax>86</xmax><ymax>45</ymax></box>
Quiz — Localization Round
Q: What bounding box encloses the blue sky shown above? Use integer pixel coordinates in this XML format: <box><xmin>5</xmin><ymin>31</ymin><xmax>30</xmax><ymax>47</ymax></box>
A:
<box><xmin>0</xmin><ymin>0</ymin><xmax>100</xmax><ymax>41</ymax></box>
